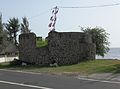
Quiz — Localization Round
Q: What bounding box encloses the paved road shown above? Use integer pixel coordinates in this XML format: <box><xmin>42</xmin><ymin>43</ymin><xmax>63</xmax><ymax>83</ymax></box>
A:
<box><xmin>0</xmin><ymin>69</ymin><xmax>120</xmax><ymax>89</ymax></box>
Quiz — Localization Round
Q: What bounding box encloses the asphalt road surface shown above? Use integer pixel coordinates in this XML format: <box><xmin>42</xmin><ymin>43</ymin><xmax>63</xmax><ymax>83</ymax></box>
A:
<box><xmin>0</xmin><ymin>69</ymin><xmax>120</xmax><ymax>89</ymax></box>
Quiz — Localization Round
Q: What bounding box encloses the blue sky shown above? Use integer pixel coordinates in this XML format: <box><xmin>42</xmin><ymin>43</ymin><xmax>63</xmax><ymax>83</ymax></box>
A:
<box><xmin>0</xmin><ymin>0</ymin><xmax>120</xmax><ymax>47</ymax></box>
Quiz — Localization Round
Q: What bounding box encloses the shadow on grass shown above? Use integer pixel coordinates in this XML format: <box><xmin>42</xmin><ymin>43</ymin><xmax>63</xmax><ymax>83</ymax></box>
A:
<box><xmin>96</xmin><ymin>64</ymin><xmax>120</xmax><ymax>74</ymax></box>
<box><xmin>0</xmin><ymin>63</ymin><xmax>12</xmax><ymax>69</ymax></box>
<box><xmin>113</xmin><ymin>64</ymin><xmax>120</xmax><ymax>73</ymax></box>
<box><xmin>0</xmin><ymin>62</ymin><xmax>43</xmax><ymax>69</ymax></box>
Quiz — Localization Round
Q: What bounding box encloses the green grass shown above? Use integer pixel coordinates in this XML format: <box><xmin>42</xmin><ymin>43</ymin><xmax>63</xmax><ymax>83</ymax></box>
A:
<box><xmin>1</xmin><ymin>60</ymin><xmax>120</xmax><ymax>75</ymax></box>
<box><xmin>36</xmin><ymin>39</ymin><xmax>48</xmax><ymax>47</ymax></box>
<box><xmin>0</xmin><ymin>62</ymin><xmax>12</xmax><ymax>68</ymax></box>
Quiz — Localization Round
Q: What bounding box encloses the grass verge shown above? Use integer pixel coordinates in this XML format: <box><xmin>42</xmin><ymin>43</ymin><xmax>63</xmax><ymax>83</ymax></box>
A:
<box><xmin>0</xmin><ymin>59</ymin><xmax>120</xmax><ymax>75</ymax></box>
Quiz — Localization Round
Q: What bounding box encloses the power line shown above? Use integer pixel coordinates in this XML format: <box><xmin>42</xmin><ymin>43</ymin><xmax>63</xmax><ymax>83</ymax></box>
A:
<box><xmin>26</xmin><ymin>2</ymin><xmax>120</xmax><ymax>20</ymax></box>
<box><xmin>28</xmin><ymin>9</ymin><xmax>51</xmax><ymax>20</ymax></box>
<box><xmin>24</xmin><ymin>2</ymin><xmax>120</xmax><ymax>20</ymax></box>
<box><xmin>59</xmin><ymin>3</ymin><xmax>120</xmax><ymax>9</ymax></box>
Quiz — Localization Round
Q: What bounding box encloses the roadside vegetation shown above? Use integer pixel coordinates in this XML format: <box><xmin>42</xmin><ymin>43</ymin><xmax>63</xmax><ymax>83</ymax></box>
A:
<box><xmin>81</xmin><ymin>27</ymin><xmax>110</xmax><ymax>57</ymax></box>
<box><xmin>0</xmin><ymin>60</ymin><xmax>120</xmax><ymax>75</ymax></box>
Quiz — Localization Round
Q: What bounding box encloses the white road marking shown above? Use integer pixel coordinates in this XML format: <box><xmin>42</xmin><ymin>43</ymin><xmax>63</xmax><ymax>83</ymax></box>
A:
<box><xmin>78</xmin><ymin>77</ymin><xmax>120</xmax><ymax>84</ymax></box>
<box><xmin>0</xmin><ymin>80</ymin><xmax>53</xmax><ymax>89</ymax></box>
<box><xmin>0</xmin><ymin>69</ymin><xmax>41</xmax><ymax>75</ymax></box>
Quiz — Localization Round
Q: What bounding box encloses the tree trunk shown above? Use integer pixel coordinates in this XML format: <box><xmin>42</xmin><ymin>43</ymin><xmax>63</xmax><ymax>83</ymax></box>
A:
<box><xmin>14</xmin><ymin>32</ymin><xmax>17</xmax><ymax>45</ymax></box>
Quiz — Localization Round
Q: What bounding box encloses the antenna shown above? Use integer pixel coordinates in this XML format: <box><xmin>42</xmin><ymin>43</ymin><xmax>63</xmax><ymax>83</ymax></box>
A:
<box><xmin>48</xmin><ymin>6</ymin><xmax>59</xmax><ymax>31</ymax></box>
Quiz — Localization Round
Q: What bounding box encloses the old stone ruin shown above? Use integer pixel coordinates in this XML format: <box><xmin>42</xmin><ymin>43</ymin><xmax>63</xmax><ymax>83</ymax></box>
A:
<box><xmin>19</xmin><ymin>31</ymin><xmax>96</xmax><ymax>66</ymax></box>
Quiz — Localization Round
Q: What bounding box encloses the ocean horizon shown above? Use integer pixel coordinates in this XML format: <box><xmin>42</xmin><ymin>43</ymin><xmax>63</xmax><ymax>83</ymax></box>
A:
<box><xmin>96</xmin><ymin>48</ymin><xmax>120</xmax><ymax>60</ymax></box>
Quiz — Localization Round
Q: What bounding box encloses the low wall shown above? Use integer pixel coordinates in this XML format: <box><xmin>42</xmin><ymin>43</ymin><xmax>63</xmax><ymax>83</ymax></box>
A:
<box><xmin>0</xmin><ymin>56</ymin><xmax>18</xmax><ymax>63</ymax></box>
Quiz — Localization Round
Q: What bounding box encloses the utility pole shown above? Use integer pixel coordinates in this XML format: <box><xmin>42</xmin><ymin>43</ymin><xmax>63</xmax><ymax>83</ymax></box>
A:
<box><xmin>48</xmin><ymin>6</ymin><xmax>59</xmax><ymax>31</ymax></box>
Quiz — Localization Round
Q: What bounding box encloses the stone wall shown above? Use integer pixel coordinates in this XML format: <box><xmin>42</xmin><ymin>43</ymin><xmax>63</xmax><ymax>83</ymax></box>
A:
<box><xmin>19</xmin><ymin>31</ymin><xmax>96</xmax><ymax>66</ymax></box>
<box><xmin>19</xmin><ymin>33</ymin><xmax>49</xmax><ymax>66</ymax></box>
<box><xmin>48</xmin><ymin>31</ymin><xmax>96</xmax><ymax>65</ymax></box>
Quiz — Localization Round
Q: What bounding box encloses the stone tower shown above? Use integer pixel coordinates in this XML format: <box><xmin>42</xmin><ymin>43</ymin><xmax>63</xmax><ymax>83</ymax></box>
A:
<box><xmin>19</xmin><ymin>33</ymin><xmax>36</xmax><ymax>63</ymax></box>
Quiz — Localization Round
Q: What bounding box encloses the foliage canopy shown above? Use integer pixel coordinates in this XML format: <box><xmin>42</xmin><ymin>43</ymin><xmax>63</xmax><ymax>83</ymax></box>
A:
<box><xmin>0</xmin><ymin>13</ymin><xmax>9</xmax><ymax>51</ymax></box>
<box><xmin>81</xmin><ymin>27</ymin><xmax>110</xmax><ymax>57</ymax></box>
<box><xmin>5</xmin><ymin>17</ymin><xmax>20</xmax><ymax>45</ymax></box>
<box><xmin>21</xmin><ymin>17</ymin><xmax>31</xmax><ymax>34</ymax></box>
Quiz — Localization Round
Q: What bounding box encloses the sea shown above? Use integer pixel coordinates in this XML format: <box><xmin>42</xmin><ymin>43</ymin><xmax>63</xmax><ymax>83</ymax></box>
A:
<box><xmin>96</xmin><ymin>48</ymin><xmax>120</xmax><ymax>60</ymax></box>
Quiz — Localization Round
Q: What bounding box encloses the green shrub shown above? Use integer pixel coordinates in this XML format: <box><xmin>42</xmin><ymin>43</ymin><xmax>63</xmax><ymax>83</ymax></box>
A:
<box><xmin>10</xmin><ymin>59</ymin><xmax>22</xmax><ymax>66</ymax></box>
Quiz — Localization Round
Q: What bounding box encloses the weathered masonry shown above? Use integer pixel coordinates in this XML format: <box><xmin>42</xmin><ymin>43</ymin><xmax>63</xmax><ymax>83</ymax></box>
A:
<box><xmin>19</xmin><ymin>31</ymin><xmax>96</xmax><ymax>66</ymax></box>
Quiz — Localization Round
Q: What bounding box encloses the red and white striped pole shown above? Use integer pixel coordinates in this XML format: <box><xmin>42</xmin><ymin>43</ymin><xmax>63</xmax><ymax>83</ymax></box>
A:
<box><xmin>48</xmin><ymin>6</ymin><xmax>59</xmax><ymax>31</ymax></box>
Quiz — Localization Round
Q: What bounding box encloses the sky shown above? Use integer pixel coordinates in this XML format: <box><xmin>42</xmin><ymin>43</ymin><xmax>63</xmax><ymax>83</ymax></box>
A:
<box><xmin>0</xmin><ymin>0</ymin><xmax>120</xmax><ymax>47</ymax></box>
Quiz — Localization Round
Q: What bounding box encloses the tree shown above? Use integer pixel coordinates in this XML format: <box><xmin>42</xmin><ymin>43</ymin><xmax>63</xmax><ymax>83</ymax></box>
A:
<box><xmin>5</xmin><ymin>17</ymin><xmax>20</xmax><ymax>45</ymax></box>
<box><xmin>0</xmin><ymin>13</ymin><xmax>7</xmax><ymax>45</ymax></box>
<box><xmin>21</xmin><ymin>17</ymin><xmax>30</xmax><ymax>34</ymax></box>
<box><xmin>0</xmin><ymin>14</ymin><xmax>3</xmax><ymax>33</ymax></box>
<box><xmin>0</xmin><ymin>13</ymin><xmax>4</xmax><ymax>45</ymax></box>
<box><xmin>0</xmin><ymin>13</ymin><xmax>9</xmax><ymax>52</ymax></box>
<box><xmin>81</xmin><ymin>27</ymin><xmax>110</xmax><ymax>57</ymax></box>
